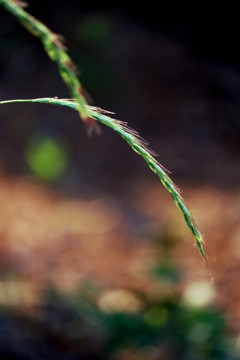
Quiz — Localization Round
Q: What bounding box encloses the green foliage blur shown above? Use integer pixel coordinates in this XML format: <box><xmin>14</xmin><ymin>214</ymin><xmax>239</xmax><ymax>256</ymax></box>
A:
<box><xmin>0</xmin><ymin>258</ymin><xmax>237</xmax><ymax>360</ymax></box>
<box><xmin>25</xmin><ymin>135</ymin><xmax>68</xmax><ymax>181</ymax></box>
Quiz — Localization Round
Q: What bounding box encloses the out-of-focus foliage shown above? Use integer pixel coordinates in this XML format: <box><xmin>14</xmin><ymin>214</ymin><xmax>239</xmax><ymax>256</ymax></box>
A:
<box><xmin>0</xmin><ymin>177</ymin><xmax>239</xmax><ymax>359</ymax></box>
<box><xmin>25</xmin><ymin>134</ymin><xmax>68</xmax><ymax>180</ymax></box>
<box><xmin>0</xmin><ymin>267</ymin><xmax>235</xmax><ymax>360</ymax></box>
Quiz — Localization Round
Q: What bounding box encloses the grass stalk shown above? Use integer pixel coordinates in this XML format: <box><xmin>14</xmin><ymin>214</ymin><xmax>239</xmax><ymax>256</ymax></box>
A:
<box><xmin>0</xmin><ymin>1</ymin><xmax>208</xmax><ymax>266</ymax></box>
<box><xmin>0</xmin><ymin>0</ymin><xmax>98</xmax><ymax>133</ymax></box>
<box><xmin>0</xmin><ymin>97</ymin><xmax>206</xmax><ymax>261</ymax></box>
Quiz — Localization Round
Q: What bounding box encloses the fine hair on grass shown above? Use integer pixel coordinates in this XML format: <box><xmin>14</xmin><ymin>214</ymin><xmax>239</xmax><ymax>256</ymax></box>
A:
<box><xmin>0</xmin><ymin>0</ymin><xmax>207</xmax><ymax>265</ymax></box>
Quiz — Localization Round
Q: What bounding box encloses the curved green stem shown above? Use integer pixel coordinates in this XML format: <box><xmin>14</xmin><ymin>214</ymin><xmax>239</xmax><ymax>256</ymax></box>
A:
<box><xmin>0</xmin><ymin>97</ymin><xmax>206</xmax><ymax>261</ymax></box>
<box><xmin>0</xmin><ymin>0</ymin><xmax>98</xmax><ymax>132</ymax></box>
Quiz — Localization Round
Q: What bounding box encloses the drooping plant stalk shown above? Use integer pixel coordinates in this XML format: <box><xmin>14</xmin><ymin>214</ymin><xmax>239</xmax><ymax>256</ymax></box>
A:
<box><xmin>0</xmin><ymin>97</ymin><xmax>206</xmax><ymax>261</ymax></box>
<box><xmin>0</xmin><ymin>0</ymin><xmax>99</xmax><ymax>133</ymax></box>
<box><xmin>0</xmin><ymin>1</ymin><xmax>208</xmax><ymax>264</ymax></box>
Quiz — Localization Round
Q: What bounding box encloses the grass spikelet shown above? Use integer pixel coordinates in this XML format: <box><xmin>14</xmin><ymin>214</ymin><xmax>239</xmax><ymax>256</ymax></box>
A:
<box><xmin>0</xmin><ymin>0</ymin><xmax>99</xmax><ymax>133</ymax></box>
<box><xmin>0</xmin><ymin>97</ymin><xmax>206</xmax><ymax>262</ymax></box>
<box><xmin>12</xmin><ymin>0</ymin><xmax>27</xmax><ymax>7</ymax></box>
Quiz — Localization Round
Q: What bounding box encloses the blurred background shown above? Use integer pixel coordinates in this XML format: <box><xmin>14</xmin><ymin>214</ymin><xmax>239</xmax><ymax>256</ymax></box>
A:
<box><xmin>0</xmin><ymin>1</ymin><xmax>240</xmax><ymax>359</ymax></box>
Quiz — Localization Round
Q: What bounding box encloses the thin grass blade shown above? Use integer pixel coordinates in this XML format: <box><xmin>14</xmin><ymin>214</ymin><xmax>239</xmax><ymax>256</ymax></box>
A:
<box><xmin>0</xmin><ymin>0</ymin><xmax>98</xmax><ymax>133</ymax></box>
<box><xmin>0</xmin><ymin>97</ymin><xmax>206</xmax><ymax>262</ymax></box>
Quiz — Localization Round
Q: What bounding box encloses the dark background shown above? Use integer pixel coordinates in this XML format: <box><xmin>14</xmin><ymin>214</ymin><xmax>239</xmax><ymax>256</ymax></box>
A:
<box><xmin>1</xmin><ymin>1</ymin><xmax>240</xmax><ymax>191</ymax></box>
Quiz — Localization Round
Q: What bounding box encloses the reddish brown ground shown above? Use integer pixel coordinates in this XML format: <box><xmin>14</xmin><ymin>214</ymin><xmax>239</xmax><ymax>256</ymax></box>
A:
<box><xmin>0</xmin><ymin>176</ymin><xmax>240</xmax><ymax>330</ymax></box>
